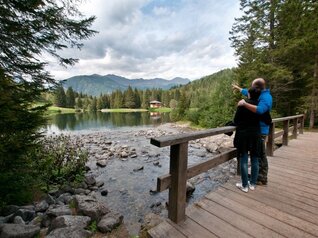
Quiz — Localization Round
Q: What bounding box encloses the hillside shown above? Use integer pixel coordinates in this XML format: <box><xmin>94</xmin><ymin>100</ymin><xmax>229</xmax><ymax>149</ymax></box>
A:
<box><xmin>61</xmin><ymin>74</ymin><xmax>190</xmax><ymax>96</ymax></box>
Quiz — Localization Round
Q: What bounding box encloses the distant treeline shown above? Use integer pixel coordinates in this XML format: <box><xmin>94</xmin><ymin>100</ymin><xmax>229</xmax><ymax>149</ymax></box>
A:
<box><xmin>48</xmin><ymin>68</ymin><xmax>237</xmax><ymax>128</ymax></box>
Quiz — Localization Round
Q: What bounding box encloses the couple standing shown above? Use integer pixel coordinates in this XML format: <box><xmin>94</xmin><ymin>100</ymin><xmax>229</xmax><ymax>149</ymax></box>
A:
<box><xmin>232</xmin><ymin>78</ymin><xmax>272</xmax><ymax>192</ymax></box>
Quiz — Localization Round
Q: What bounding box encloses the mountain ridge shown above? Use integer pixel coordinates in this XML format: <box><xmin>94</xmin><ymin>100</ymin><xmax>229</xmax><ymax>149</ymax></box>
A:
<box><xmin>61</xmin><ymin>74</ymin><xmax>190</xmax><ymax>96</ymax></box>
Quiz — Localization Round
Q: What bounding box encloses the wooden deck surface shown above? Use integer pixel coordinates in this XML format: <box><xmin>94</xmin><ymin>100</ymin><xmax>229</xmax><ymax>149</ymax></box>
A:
<box><xmin>148</xmin><ymin>132</ymin><xmax>318</xmax><ymax>238</ymax></box>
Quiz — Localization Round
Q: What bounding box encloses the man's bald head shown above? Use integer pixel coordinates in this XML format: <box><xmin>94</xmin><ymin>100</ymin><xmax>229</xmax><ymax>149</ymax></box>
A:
<box><xmin>252</xmin><ymin>78</ymin><xmax>266</xmax><ymax>90</ymax></box>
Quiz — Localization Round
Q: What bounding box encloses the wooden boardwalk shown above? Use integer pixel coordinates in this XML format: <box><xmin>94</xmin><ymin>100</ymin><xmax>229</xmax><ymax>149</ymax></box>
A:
<box><xmin>148</xmin><ymin>132</ymin><xmax>318</xmax><ymax>238</ymax></box>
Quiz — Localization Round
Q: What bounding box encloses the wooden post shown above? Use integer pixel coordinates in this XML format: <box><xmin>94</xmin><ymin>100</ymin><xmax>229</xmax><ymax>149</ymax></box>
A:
<box><xmin>266</xmin><ymin>123</ymin><xmax>275</xmax><ymax>156</ymax></box>
<box><xmin>300</xmin><ymin>116</ymin><xmax>304</xmax><ymax>134</ymax></box>
<box><xmin>283</xmin><ymin>120</ymin><xmax>289</xmax><ymax>146</ymax></box>
<box><xmin>168</xmin><ymin>142</ymin><xmax>188</xmax><ymax>223</ymax></box>
<box><xmin>292</xmin><ymin>118</ymin><xmax>298</xmax><ymax>139</ymax></box>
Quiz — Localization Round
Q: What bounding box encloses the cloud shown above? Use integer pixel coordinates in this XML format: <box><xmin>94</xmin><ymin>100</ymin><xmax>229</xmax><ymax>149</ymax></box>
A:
<box><xmin>47</xmin><ymin>0</ymin><xmax>241</xmax><ymax>81</ymax></box>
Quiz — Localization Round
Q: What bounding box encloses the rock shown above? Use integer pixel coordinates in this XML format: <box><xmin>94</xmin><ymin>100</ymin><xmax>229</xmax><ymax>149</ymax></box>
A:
<box><xmin>205</xmin><ymin>143</ymin><xmax>218</xmax><ymax>153</ymax></box>
<box><xmin>29</xmin><ymin>215</ymin><xmax>42</xmax><ymax>226</ymax></box>
<box><xmin>47</xmin><ymin>205</ymin><xmax>72</xmax><ymax>217</ymax></box>
<box><xmin>139</xmin><ymin>213</ymin><xmax>163</xmax><ymax>238</ymax></box>
<box><xmin>41</xmin><ymin>215</ymin><xmax>51</xmax><ymax>228</ymax></box>
<box><xmin>96</xmin><ymin>160</ymin><xmax>107</xmax><ymax>168</ymax></box>
<box><xmin>46</xmin><ymin>227</ymin><xmax>92</xmax><ymax>238</ymax></box>
<box><xmin>130</xmin><ymin>154</ymin><xmax>137</xmax><ymax>158</ymax></box>
<box><xmin>13</xmin><ymin>216</ymin><xmax>25</xmax><ymax>224</ymax></box>
<box><xmin>89</xmin><ymin>186</ymin><xmax>98</xmax><ymax>191</ymax></box>
<box><xmin>84</xmin><ymin>175</ymin><xmax>96</xmax><ymax>186</ymax></box>
<box><xmin>133</xmin><ymin>166</ymin><xmax>144</xmax><ymax>172</ymax></box>
<box><xmin>96</xmin><ymin>181</ymin><xmax>104</xmax><ymax>188</ymax></box>
<box><xmin>46</xmin><ymin>194</ymin><xmax>56</xmax><ymax>205</ymax></box>
<box><xmin>49</xmin><ymin>215</ymin><xmax>91</xmax><ymax>232</ymax></box>
<box><xmin>97</xmin><ymin>212</ymin><xmax>123</xmax><ymax>233</ymax></box>
<box><xmin>84</xmin><ymin>166</ymin><xmax>91</xmax><ymax>172</ymax></box>
<box><xmin>19</xmin><ymin>205</ymin><xmax>34</xmax><ymax>211</ymax></box>
<box><xmin>153</xmin><ymin>161</ymin><xmax>161</xmax><ymax>167</ymax></box>
<box><xmin>14</xmin><ymin>209</ymin><xmax>35</xmax><ymax>222</ymax></box>
<box><xmin>35</xmin><ymin>200</ymin><xmax>49</xmax><ymax>212</ymax></box>
<box><xmin>48</xmin><ymin>189</ymin><xmax>61</xmax><ymax>197</ymax></box>
<box><xmin>105</xmin><ymin>141</ymin><xmax>112</xmax><ymax>145</ymax></box>
<box><xmin>74</xmin><ymin>188</ymin><xmax>86</xmax><ymax>195</ymax></box>
<box><xmin>120</xmin><ymin>151</ymin><xmax>128</xmax><ymax>158</ymax></box>
<box><xmin>57</xmin><ymin>193</ymin><xmax>73</xmax><ymax>205</ymax></box>
<box><xmin>74</xmin><ymin>195</ymin><xmax>109</xmax><ymax>221</ymax></box>
<box><xmin>101</xmin><ymin>190</ymin><xmax>108</xmax><ymax>196</ymax></box>
<box><xmin>0</xmin><ymin>224</ymin><xmax>40</xmax><ymax>238</ymax></box>
<box><xmin>186</xmin><ymin>182</ymin><xmax>195</xmax><ymax>197</ymax></box>
<box><xmin>1</xmin><ymin>205</ymin><xmax>19</xmax><ymax>216</ymax></box>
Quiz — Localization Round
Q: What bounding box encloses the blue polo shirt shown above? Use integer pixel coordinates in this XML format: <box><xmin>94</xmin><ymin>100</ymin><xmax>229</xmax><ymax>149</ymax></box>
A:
<box><xmin>241</xmin><ymin>88</ymin><xmax>273</xmax><ymax>135</ymax></box>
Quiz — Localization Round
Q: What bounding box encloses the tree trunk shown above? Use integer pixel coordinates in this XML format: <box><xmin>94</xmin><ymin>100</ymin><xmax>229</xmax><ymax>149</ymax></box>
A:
<box><xmin>309</xmin><ymin>53</ymin><xmax>318</xmax><ymax>129</ymax></box>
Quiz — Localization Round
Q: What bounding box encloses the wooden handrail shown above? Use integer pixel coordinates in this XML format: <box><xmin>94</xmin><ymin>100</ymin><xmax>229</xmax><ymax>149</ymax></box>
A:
<box><xmin>150</xmin><ymin>114</ymin><xmax>305</xmax><ymax>223</ymax></box>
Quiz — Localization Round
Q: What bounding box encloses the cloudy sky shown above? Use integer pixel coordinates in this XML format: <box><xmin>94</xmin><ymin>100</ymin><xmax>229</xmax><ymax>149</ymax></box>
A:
<box><xmin>48</xmin><ymin>0</ymin><xmax>241</xmax><ymax>81</ymax></box>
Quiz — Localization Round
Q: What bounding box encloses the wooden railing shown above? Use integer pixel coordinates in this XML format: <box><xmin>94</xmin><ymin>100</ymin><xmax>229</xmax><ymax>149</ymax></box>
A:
<box><xmin>150</xmin><ymin>114</ymin><xmax>305</xmax><ymax>223</ymax></box>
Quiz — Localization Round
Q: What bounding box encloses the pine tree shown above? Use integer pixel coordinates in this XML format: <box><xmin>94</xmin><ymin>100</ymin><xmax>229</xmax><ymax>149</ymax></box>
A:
<box><xmin>54</xmin><ymin>85</ymin><xmax>67</xmax><ymax>107</ymax></box>
<box><xmin>124</xmin><ymin>86</ymin><xmax>136</xmax><ymax>108</ymax></box>
<box><xmin>66</xmin><ymin>87</ymin><xmax>75</xmax><ymax>108</ymax></box>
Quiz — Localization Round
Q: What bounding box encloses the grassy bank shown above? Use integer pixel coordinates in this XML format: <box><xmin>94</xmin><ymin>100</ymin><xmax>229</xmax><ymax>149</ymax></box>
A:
<box><xmin>47</xmin><ymin>106</ymin><xmax>76</xmax><ymax>115</ymax></box>
<box><xmin>101</xmin><ymin>108</ymin><xmax>148</xmax><ymax>112</ymax></box>
<box><xmin>148</xmin><ymin>107</ymin><xmax>172</xmax><ymax>112</ymax></box>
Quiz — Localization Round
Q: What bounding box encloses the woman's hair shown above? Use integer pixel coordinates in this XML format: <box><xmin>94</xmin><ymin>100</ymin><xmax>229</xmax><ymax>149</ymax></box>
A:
<box><xmin>248</xmin><ymin>87</ymin><xmax>261</xmax><ymax>100</ymax></box>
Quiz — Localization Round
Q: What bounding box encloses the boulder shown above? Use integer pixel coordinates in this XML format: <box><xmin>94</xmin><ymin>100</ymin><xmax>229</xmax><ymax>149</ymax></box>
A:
<box><xmin>57</xmin><ymin>193</ymin><xmax>73</xmax><ymax>204</ymax></box>
<box><xmin>95</xmin><ymin>181</ymin><xmax>104</xmax><ymax>188</ymax></box>
<box><xmin>13</xmin><ymin>216</ymin><xmax>25</xmax><ymax>224</ymax></box>
<box><xmin>49</xmin><ymin>215</ymin><xmax>91</xmax><ymax>232</ymax></box>
<box><xmin>0</xmin><ymin>224</ymin><xmax>40</xmax><ymax>238</ymax></box>
<box><xmin>74</xmin><ymin>188</ymin><xmax>86</xmax><ymax>195</ymax></box>
<box><xmin>14</xmin><ymin>209</ymin><xmax>35</xmax><ymax>222</ymax></box>
<box><xmin>84</xmin><ymin>175</ymin><xmax>96</xmax><ymax>186</ymax></box>
<box><xmin>35</xmin><ymin>200</ymin><xmax>49</xmax><ymax>212</ymax></box>
<box><xmin>46</xmin><ymin>194</ymin><xmax>56</xmax><ymax>205</ymax></box>
<box><xmin>186</xmin><ymin>182</ymin><xmax>195</xmax><ymax>197</ymax></box>
<box><xmin>46</xmin><ymin>227</ymin><xmax>92</xmax><ymax>238</ymax></box>
<box><xmin>0</xmin><ymin>205</ymin><xmax>19</xmax><ymax>216</ymax></box>
<box><xmin>96</xmin><ymin>160</ymin><xmax>107</xmax><ymax>168</ymax></box>
<box><xmin>97</xmin><ymin>212</ymin><xmax>123</xmax><ymax>233</ymax></box>
<box><xmin>74</xmin><ymin>195</ymin><xmax>109</xmax><ymax>221</ymax></box>
<box><xmin>46</xmin><ymin>205</ymin><xmax>72</xmax><ymax>217</ymax></box>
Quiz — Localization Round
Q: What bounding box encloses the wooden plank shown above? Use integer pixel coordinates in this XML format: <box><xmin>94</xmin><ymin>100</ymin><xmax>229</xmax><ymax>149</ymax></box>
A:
<box><xmin>150</xmin><ymin>126</ymin><xmax>236</xmax><ymax>147</ymax></box>
<box><xmin>197</xmin><ymin>198</ymin><xmax>285</xmax><ymax>238</ymax></box>
<box><xmin>157</xmin><ymin>148</ymin><xmax>237</xmax><ymax>192</ymax></box>
<box><xmin>148</xmin><ymin>220</ymin><xmax>186</xmax><ymax>238</ymax></box>
<box><xmin>204</xmin><ymin>191</ymin><xmax>316</xmax><ymax>238</ymax></box>
<box><xmin>269</xmin><ymin>172</ymin><xmax>318</xmax><ymax>191</ymax></box>
<box><xmin>269</xmin><ymin>159</ymin><xmax>318</xmax><ymax>174</ymax></box>
<box><xmin>166</xmin><ymin>217</ymin><xmax>217</xmax><ymax>238</ymax></box>
<box><xmin>168</xmin><ymin>142</ymin><xmax>188</xmax><ymax>223</ymax></box>
<box><xmin>274</xmin><ymin>130</ymin><xmax>284</xmax><ymax>139</ymax></box>
<box><xmin>272</xmin><ymin>114</ymin><xmax>304</xmax><ymax>123</ymax></box>
<box><xmin>269</xmin><ymin>164</ymin><xmax>318</xmax><ymax>183</ymax></box>
<box><xmin>186</xmin><ymin>204</ymin><xmax>252</xmax><ymax>238</ymax></box>
<box><xmin>209</xmin><ymin>186</ymin><xmax>318</xmax><ymax>237</ymax></box>
<box><xmin>256</xmin><ymin>181</ymin><xmax>318</xmax><ymax>208</ymax></box>
<box><xmin>221</xmin><ymin>183</ymin><xmax>318</xmax><ymax>226</ymax></box>
<box><xmin>282</xmin><ymin>120</ymin><xmax>289</xmax><ymax>145</ymax></box>
<box><xmin>266</xmin><ymin>122</ymin><xmax>275</xmax><ymax>156</ymax></box>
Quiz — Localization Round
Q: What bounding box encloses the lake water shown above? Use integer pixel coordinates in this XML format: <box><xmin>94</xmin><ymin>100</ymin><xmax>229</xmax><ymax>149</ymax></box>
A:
<box><xmin>46</xmin><ymin>111</ymin><xmax>171</xmax><ymax>132</ymax></box>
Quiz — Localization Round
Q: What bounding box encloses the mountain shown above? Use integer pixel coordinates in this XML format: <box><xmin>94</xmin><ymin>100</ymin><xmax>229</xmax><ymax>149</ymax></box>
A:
<box><xmin>61</xmin><ymin>74</ymin><xmax>190</xmax><ymax>96</ymax></box>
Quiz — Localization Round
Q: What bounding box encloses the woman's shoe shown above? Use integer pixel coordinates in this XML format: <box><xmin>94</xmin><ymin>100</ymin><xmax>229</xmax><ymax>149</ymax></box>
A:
<box><xmin>236</xmin><ymin>182</ymin><xmax>248</xmax><ymax>193</ymax></box>
<box><xmin>248</xmin><ymin>181</ymin><xmax>255</xmax><ymax>191</ymax></box>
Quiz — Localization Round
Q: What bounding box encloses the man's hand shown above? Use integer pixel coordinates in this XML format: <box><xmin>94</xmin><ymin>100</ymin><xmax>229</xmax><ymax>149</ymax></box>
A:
<box><xmin>238</xmin><ymin>99</ymin><xmax>246</xmax><ymax>107</ymax></box>
<box><xmin>232</xmin><ymin>84</ymin><xmax>242</xmax><ymax>92</ymax></box>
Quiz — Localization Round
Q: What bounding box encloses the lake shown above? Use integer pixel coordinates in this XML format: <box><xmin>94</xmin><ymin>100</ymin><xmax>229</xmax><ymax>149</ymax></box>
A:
<box><xmin>46</xmin><ymin>111</ymin><xmax>172</xmax><ymax>132</ymax></box>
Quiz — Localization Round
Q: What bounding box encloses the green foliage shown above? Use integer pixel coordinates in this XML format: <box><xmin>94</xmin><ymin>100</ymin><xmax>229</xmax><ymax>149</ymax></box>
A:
<box><xmin>230</xmin><ymin>0</ymin><xmax>318</xmax><ymax>126</ymax></box>
<box><xmin>32</xmin><ymin>134</ymin><xmax>88</xmax><ymax>191</ymax></box>
<box><xmin>88</xmin><ymin>220</ymin><xmax>97</xmax><ymax>233</ymax></box>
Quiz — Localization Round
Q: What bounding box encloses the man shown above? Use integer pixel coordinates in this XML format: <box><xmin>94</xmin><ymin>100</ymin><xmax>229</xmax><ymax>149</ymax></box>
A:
<box><xmin>232</xmin><ymin>78</ymin><xmax>273</xmax><ymax>185</ymax></box>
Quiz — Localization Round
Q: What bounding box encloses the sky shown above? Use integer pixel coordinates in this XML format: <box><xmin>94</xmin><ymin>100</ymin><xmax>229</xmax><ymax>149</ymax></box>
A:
<box><xmin>48</xmin><ymin>0</ymin><xmax>241</xmax><ymax>81</ymax></box>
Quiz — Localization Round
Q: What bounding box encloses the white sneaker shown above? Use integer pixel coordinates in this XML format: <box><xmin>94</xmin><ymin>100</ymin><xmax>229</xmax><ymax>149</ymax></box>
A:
<box><xmin>248</xmin><ymin>181</ymin><xmax>255</xmax><ymax>191</ymax></box>
<box><xmin>236</xmin><ymin>182</ymin><xmax>248</xmax><ymax>193</ymax></box>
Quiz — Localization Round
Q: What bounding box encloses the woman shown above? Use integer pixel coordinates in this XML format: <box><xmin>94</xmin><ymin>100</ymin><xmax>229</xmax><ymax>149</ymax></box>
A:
<box><xmin>234</xmin><ymin>87</ymin><xmax>261</xmax><ymax>192</ymax></box>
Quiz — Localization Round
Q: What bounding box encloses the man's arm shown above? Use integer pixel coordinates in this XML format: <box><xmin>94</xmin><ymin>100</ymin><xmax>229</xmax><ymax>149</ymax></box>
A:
<box><xmin>238</xmin><ymin>99</ymin><xmax>257</xmax><ymax>113</ymax></box>
<box><xmin>238</xmin><ymin>96</ymin><xmax>271</xmax><ymax>114</ymax></box>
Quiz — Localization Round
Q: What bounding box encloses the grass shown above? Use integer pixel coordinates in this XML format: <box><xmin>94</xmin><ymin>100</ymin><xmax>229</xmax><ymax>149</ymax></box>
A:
<box><xmin>47</xmin><ymin>106</ymin><xmax>76</xmax><ymax>115</ymax></box>
<box><xmin>101</xmin><ymin>108</ymin><xmax>148</xmax><ymax>112</ymax></box>
<box><xmin>149</xmin><ymin>107</ymin><xmax>172</xmax><ymax>112</ymax></box>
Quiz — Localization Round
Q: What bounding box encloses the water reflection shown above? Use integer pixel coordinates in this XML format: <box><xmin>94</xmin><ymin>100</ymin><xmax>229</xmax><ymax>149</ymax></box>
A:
<box><xmin>47</xmin><ymin>111</ymin><xmax>171</xmax><ymax>132</ymax></box>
